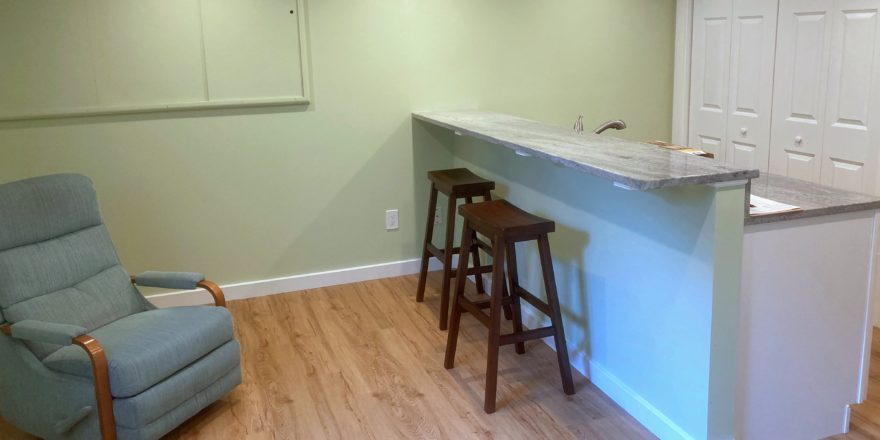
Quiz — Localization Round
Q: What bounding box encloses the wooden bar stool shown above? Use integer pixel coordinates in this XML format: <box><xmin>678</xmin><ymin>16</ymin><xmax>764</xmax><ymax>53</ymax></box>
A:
<box><xmin>444</xmin><ymin>199</ymin><xmax>576</xmax><ymax>413</ymax></box>
<box><xmin>416</xmin><ymin>168</ymin><xmax>497</xmax><ymax>330</ymax></box>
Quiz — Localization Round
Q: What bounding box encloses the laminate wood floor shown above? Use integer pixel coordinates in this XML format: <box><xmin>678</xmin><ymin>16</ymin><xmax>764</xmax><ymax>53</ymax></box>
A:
<box><xmin>0</xmin><ymin>272</ymin><xmax>654</xmax><ymax>439</ymax></box>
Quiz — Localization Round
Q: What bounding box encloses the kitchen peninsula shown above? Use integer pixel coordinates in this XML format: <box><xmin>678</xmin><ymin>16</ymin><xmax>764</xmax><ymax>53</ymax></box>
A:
<box><xmin>413</xmin><ymin>110</ymin><xmax>880</xmax><ymax>440</ymax></box>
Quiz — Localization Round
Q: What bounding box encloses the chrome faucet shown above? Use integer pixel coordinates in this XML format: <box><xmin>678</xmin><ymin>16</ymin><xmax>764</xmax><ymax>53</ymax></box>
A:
<box><xmin>573</xmin><ymin>115</ymin><xmax>584</xmax><ymax>134</ymax></box>
<box><xmin>593</xmin><ymin>119</ymin><xmax>627</xmax><ymax>134</ymax></box>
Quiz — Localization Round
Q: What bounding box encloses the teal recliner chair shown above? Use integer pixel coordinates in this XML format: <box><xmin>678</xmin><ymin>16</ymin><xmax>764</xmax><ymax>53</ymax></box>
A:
<box><xmin>0</xmin><ymin>174</ymin><xmax>241</xmax><ymax>440</ymax></box>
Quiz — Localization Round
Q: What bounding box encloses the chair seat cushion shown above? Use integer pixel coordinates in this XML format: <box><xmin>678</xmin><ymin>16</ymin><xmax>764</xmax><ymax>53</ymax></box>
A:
<box><xmin>43</xmin><ymin>306</ymin><xmax>235</xmax><ymax>398</ymax></box>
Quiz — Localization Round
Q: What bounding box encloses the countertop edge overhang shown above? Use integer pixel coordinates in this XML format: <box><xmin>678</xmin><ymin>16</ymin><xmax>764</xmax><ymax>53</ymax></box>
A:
<box><xmin>413</xmin><ymin>110</ymin><xmax>760</xmax><ymax>191</ymax></box>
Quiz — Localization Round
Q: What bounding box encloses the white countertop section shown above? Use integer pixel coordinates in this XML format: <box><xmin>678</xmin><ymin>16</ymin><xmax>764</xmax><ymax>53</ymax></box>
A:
<box><xmin>413</xmin><ymin>110</ymin><xmax>759</xmax><ymax>190</ymax></box>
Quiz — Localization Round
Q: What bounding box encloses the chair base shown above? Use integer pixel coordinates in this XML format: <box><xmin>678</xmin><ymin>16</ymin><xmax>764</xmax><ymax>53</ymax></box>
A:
<box><xmin>118</xmin><ymin>366</ymin><xmax>241</xmax><ymax>440</ymax></box>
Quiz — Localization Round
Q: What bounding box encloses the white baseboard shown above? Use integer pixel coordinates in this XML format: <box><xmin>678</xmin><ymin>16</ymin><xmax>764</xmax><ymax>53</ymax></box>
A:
<box><xmin>146</xmin><ymin>257</ymin><xmax>443</xmax><ymax>308</ymax></box>
<box><xmin>517</xmin><ymin>294</ymin><xmax>693</xmax><ymax>440</ymax></box>
<box><xmin>586</xmin><ymin>358</ymin><xmax>695</xmax><ymax>440</ymax></box>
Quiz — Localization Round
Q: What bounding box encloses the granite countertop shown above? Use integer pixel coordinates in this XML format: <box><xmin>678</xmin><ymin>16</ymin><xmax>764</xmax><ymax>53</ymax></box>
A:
<box><xmin>747</xmin><ymin>174</ymin><xmax>880</xmax><ymax>225</ymax></box>
<box><xmin>413</xmin><ymin>110</ymin><xmax>759</xmax><ymax>190</ymax></box>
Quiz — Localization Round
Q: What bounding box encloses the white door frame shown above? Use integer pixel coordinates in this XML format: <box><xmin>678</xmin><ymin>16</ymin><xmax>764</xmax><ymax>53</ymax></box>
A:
<box><xmin>672</xmin><ymin>0</ymin><xmax>695</xmax><ymax>145</ymax></box>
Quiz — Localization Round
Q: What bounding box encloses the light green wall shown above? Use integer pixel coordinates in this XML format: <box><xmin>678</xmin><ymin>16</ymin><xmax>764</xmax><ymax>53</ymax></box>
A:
<box><xmin>0</xmin><ymin>0</ymin><xmax>676</xmax><ymax>285</ymax></box>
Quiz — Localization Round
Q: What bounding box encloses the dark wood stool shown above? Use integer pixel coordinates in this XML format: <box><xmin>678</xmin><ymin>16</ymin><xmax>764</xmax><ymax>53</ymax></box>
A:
<box><xmin>416</xmin><ymin>168</ymin><xmax>497</xmax><ymax>330</ymax></box>
<box><xmin>444</xmin><ymin>199</ymin><xmax>576</xmax><ymax>413</ymax></box>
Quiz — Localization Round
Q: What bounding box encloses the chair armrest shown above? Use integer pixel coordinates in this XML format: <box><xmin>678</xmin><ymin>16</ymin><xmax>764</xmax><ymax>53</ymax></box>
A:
<box><xmin>71</xmin><ymin>335</ymin><xmax>116</xmax><ymax>439</ymax></box>
<box><xmin>1</xmin><ymin>320</ymin><xmax>87</xmax><ymax>346</ymax></box>
<box><xmin>132</xmin><ymin>271</ymin><xmax>205</xmax><ymax>290</ymax></box>
<box><xmin>194</xmin><ymin>279</ymin><xmax>227</xmax><ymax>307</ymax></box>
<box><xmin>130</xmin><ymin>272</ymin><xmax>227</xmax><ymax>307</ymax></box>
<box><xmin>0</xmin><ymin>322</ymin><xmax>118</xmax><ymax>439</ymax></box>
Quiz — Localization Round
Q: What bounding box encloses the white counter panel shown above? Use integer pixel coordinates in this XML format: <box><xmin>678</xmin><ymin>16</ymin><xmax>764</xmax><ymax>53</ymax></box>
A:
<box><xmin>738</xmin><ymin>210</ymin><xmax>879</xmax><ymax>439</ymax></box>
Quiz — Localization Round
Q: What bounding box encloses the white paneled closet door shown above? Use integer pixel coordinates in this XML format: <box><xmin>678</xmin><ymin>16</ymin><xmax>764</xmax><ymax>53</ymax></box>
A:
<box><xmin>689</xmin><ymin>0</ymin><xmax>733</xmax><ymax>161</ymax></box>
<box><xmin>689</xmin><ymin>0</ymin><xmax>778</xmax><ymax>170</ymax></box>
<box><xmin>768</xmin><ymin>0</ymin><xmax>833</xmax><ymax>182</ymax></box>
<box><xmin>820</xmin><ymin>0</ymin><xmax>880</xmax><ymax>193</ymax></box>
<box><xmin>769</xmin><ymin>0</ymin><xmax>880</xmax><ymax>193</ymax></box>
<box><xmin>726</xmin><ymin>0</ymin><xmax>779</xmax><ymax>171</ymax></box>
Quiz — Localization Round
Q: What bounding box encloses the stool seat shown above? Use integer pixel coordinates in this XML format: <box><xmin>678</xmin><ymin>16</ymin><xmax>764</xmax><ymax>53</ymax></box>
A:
<box><xmin>459</xmin><ymin>200</ymin><xmax>554</xmax><ymax>239</ymax></box>
<box><xmin>428</xmin><ymin>168</ymin><xmax>495</xmax><ymax>196</ymax></box>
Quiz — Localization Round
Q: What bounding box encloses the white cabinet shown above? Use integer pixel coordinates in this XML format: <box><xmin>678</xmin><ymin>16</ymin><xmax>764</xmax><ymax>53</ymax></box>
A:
<box><xmin>739</xmin><ymin>211</ymin><xmax>878</xmax><ymax>440</ymax></box>
<box><xmin>689</xmin><ymin>0</ymin><xmax>880</xmax><ymax>194</ymax></box>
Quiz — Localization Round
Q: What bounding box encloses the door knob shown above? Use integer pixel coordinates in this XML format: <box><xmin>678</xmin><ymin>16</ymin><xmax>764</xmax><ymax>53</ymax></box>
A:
<box><xmin>740</xmin><ymin>127</ymin><xmax>748</xmax><ymax>136</ymax></box>
<box><xmin>795</xmin><ymin>136</ymin><xmax>803</xmax><ymax>144</ymax></box>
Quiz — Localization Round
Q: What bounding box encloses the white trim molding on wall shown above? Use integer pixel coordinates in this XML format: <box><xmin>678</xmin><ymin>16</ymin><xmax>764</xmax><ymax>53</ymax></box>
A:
<box><xmin>146</xmin><ymin>258</ymin><xmax>443</xmax><ymax>308</ymax></box>
<box><xmin>0</xmin><ymin>0</ymin><xmax>312</xmax><ymax>122</ymax></box>
<box><xmin>671</xmin><ymin>0</ymin><xmax>694</xmax><ymax>146</ymax></box>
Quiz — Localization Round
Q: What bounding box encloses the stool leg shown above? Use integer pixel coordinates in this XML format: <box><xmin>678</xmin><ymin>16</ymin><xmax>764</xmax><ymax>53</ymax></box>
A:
<box><xmin>482</xmin><ymin>191</ymin><xmax>510</xmax><ymax>317</ymax></box>
<box><xmin>538</xmin><ymin>235</ymin><xmax>575</xmax><ymax>395</ymax></box>
<box><xmin>439</xmin><ymin>194</ymin><xmax>458</xmax><ymax>330</ymax></box>
<box><xmin>484</xmin><ymin>238</ymin><xmax>507</xmax><ymax>414</ymax></box>
<box><xmin>445</xmin><ymin>220</ymin><xmax>474</xmax><ymax>370</ymax></box>
<box><xmin>488</xmin><ymin>236</ymin><xmax>513</xmax><ymax>321</ymax></box>
<box><xmin>505</xmin><ymin>242</ymin><xmax>526</xmax><ymax>355</ymax></box>
<box><xmin>465</xmin><ymin>196</ymin><xmax>486</xmax><ymax>295</ymax></box>
<box><xmin>499</xmin><ymin>266</ymin><xmax>514</xmax><ymax>321</ymax></box>
<box><xmin>416</xmin><ymin>184</ymin><xmax>439</xmax><ymax>303</ymax></box>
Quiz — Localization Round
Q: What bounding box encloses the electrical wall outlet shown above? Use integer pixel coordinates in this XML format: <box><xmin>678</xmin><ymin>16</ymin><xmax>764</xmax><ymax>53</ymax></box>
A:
<box><xmin>385</xmin><ymin>209</ymin><xmax>399</xmax><ymax>230</ymax></box>
<box><xmin>434</xmin><ymin>207</ymin><xmax>442</xmax><ymax>225</ymax></box>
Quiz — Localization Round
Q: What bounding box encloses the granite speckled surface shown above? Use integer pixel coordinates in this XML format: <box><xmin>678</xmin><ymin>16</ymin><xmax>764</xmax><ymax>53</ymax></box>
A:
<box><xmin>413</xmin><ymin>110</ymin><xmax>759</xmax><ymax>190</ymax></box>
<box><xmin>747</xmin><ymin>173</ymin><xmax>880</xmax><ymax>225</ymax></box>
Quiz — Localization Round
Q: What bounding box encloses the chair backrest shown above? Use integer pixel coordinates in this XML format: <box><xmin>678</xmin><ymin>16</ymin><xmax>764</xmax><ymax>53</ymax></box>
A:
<box><xmin>0</xmin><ymin>174</ymin><xmax>147</xmax><ymax>358</ymax></box>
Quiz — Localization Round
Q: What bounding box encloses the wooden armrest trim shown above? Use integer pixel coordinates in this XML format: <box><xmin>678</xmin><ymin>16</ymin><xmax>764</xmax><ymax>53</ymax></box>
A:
<box><xmin>72</xmin><ymin>335</ymin><xmax>117</xmax><ymax>440</ymax></box>
<box><xmin>0</xmin><ymin>323</ymin><xmax>11</xmax><ymax>335</ymax></box>
<box><xmin>197</xmin><ymin>280</ymin><xmax>227</xmax><ymax>307</ymax></box>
